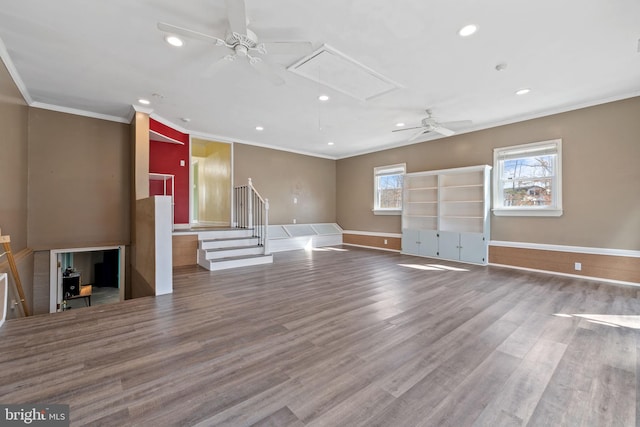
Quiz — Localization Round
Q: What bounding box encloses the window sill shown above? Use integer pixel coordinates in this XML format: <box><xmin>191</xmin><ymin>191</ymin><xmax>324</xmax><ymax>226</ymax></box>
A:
<box><xmin>373</xmin><ymin>209</ymin><xmax>402</xmax><ymax>216</ymax></box>
<box><xmin>492</xmin><ymin>208</ymin><xmax>563</xmax><ymax>217</ymax></box>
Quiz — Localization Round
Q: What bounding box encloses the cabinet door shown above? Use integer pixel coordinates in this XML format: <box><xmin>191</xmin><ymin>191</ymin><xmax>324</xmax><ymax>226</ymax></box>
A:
<box><xmin>459</xmin><ymin>232</ymin><xmax>487</xmax><ymax>264</ymax></box>
<box><xmin>402</xmin><ymin>229</ymin><xmax>421</xmax><ymax>255</ymax></box>
<box><xmin>438</xmin><ymin>231</ymin><xmax>460</xmax><ymax>260</ymax></box>
<box><xmin>419</xmin><ymin>230</ymin><xmax>439</xmax><ymax>257</ymax></box>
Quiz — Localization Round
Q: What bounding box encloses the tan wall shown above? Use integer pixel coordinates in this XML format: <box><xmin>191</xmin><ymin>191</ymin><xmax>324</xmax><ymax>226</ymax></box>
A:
<box><xmin>27</xmin><ymin>108</ymin><xmax>131</xmax><ymax>249</ymax></box>
<box><xmin>132</xmin><ymin>197</ymin><xmax>156</xmax><ymax>298</ymax></box>
<box><xmin>0</xmin><ymin>59</ymin><xmax>32</xmax><ymax>317</ymax></box>
<box><xmin>337</xmin><ymin>97</ymin><xmax>640</xmax><ymax>251</ymax></box>
<box><xmin>173</xmin><ymin>234</ymin><xmax>197</xmax><ymax>267</ymax></box>
<box><xmin>0</xmin><ymin>60</ymin><xmax>29</xmax><ymax>251</ymax></box>
<box><xmin>234</xmin><ymin>144</ymin><xmax>336</xmax><ymax>225</ymax></box>
<box><xmin>343</xmin><ymin>233</ymin><xmax>401</xmax><ymax>251</ymax></box>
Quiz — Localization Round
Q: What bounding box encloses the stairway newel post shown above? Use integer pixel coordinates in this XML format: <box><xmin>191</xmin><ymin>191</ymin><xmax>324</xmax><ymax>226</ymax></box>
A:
<box><xmin>264</xmin><ymin>198</ymin><xmax>270</xmax><ymax>255</ymax></box>
<box><xmin>247</xmin><ymin>178</ymin><xmax>253</xmax><ymax>230</ymax></box>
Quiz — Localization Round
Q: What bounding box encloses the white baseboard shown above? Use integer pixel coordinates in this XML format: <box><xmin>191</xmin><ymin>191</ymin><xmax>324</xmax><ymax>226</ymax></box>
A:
<box><xmin>342</xmin><ymin>243</ymin><xmax>400</xmax><ymax>253</ymax></box>
<box><xmin>342</xmin><ymin>230</ymin><xmax>402</xmax><ymax>238</ymax></box>
<box><xmin>489</xmin><ymin>263</ymin><xmax>640</xmax><ymax>287</ymax></box>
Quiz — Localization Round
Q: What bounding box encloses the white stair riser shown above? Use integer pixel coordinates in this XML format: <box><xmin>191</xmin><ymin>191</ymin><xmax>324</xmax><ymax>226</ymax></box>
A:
<box><xmin>199</xmin><ymin>238</ymin><xmax>259</xmax><ymax>250</ymax></box>
<box><xmin>200</xmin><ymin>247</ymin><xmax>263</xmax><ymax>260</ymax></box>
<box><xmin>197</xmin><ymin>229</ymin><xmax>254</xmax><ymax>240</ymax></box>
<box><xmin>198</xmin><ymin>255</ymin><xmax>273</xmax><ymax>271</ymax></box>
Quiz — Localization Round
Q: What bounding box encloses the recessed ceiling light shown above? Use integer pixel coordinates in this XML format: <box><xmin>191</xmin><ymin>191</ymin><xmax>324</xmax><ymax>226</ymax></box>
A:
<box><xmin>327</xmin><ymin>141</ymin><xmax>334</xmax><ymax>146</ymax></box>
<box><xmin>255</xmin><ymin>126</ymin><xmax>264</xmax><ymax>131</ymax></box>
<box><xmin>396</xmin><ymin>122</ymin><xmax>405</xmax><ymax>127</ymax></box>
<box><xmin>318</xmin><ymin>95</ymin><xmax>330</xmax><ymax>101</ymax></box>
<box><xmin>138</xmin><ymin>98</ymin><xmax>150</xmax><ymax>105</ymax></box>
<box><xmin>165</xmin><ymin>35</ymin><xmax>184</xmax><ymax>47</ymax></box>
<box><xmin>516</xmin><ymin>88</ymin><xmax>531</xmax><ymax>95</ymax></box>
<box><xmin>458</xmin><ymin>24</ymin><xmax>478</xmax><ymax>37</ymax></box>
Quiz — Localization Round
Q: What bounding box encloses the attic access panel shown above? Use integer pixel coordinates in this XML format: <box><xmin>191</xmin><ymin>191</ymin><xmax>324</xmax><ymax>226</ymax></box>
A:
<box><xmin>287</xmin><ymin>44</ymin><xmax>402</xmax><ymax>101</ymax></box>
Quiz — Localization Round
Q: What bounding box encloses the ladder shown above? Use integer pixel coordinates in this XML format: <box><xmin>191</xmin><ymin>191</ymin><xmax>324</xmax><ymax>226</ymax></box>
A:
<box><xmin>0</xmin><ymin>228</ymin><xmax>29</xmax><ymax>316</ymax></box>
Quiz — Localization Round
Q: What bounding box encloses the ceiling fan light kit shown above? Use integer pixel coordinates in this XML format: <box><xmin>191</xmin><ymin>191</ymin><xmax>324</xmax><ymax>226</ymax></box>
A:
<box><xmin>157</xmin><ymin>0</ymin><xmax>312</xmax><ymax>86</ymax></box>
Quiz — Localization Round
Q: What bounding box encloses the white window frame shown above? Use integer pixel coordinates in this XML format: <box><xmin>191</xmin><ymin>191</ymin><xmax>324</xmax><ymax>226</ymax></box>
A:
<box><xmin>493</xmin><ymin>139</ymin><xmax>562</xmax><ymax>217</ymax></box>
<box><xmin>373</xmin><ymin>163</ymin><xmax>406</xmax><ymax>215</ymax></box>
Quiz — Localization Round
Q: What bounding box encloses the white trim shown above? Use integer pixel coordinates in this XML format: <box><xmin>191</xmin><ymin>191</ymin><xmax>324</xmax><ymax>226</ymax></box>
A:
<box><xmin>32</xmin><ymin>102</ymin><xmax>131</xmax><ymax>123</ymax></box>
<box><xmin>489</xmin><ymin>263</ymin><xmax>640</xmax><ymax>287</ymax></box>
<box><xmin>374</xmin><ymin>163</ymin><xmax>406</xmax><ymax>211</ymax></box>
<box><xmin>492</xmin><ymin>138</ymin><xmax>562</xmax><ymax>216</ymax></box>
<box><xmin>373</xmin><ymin>209</ymin><xmax>402</xmax><ymax>216</ymax></box>
<box><xmin>150</xmin><ymin>129</ymin><xmax>184</xmax><ymax>145</ymax></box>
<box><xmin>492</xmin><ymin>208</ymin><xmax>563</xmax><ymax>217</ymax></box>
<box><xmin>489</xmin><ymin>240</ymin><xmax>640</xmax><ymax>258</ymax></box>
<box><xmin>0</xmin><ymin>37</ymin><xmax>33</xmax><ymax>104</ymax></box>
<box><xmin>342</xmin><ymin>243</ymin><xmax>401</xmax><ymax>253</ymax></box>
<box><xmin>150</xmin><ymin>113</ymin><xmax>189</xmax><ymax>134</ymax></box>
<box><xmin>342</xmin><ymin>230</ymin><xmax>402</xmax><ymax>238</ymax></box>
<box><xmin>173</xmin><ymin>223</ymin><xmax>191</xmax><ymax>230</ymax></box>
<box><xmin>131</xmin><ymin>104</ymin><xmax>154</xmax><ymax>115</ymax></box>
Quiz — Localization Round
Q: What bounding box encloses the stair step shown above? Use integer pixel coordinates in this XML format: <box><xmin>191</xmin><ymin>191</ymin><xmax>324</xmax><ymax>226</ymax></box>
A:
<box><xmin>196</xmin><ymin>228</ymin><xmax>255</xmax><ymax>240</ymax></box>
<box><xmin>199</xmin><ymin>236</ymin><xmax>259</xmax><ymax>250</ymax></box>
<box><xmin>198</xmin><ymin>254</ymin><xmax>273</xmax><ymax>271</ymax></box>
<box><xmin>193</xmin><ymin>227</ymin><xmax>271</xmax><ymax>272</ymax></box>
<box><xmin>199</xmin><ymin>246</ymin><xmax>264</xmax><ymax>260</ymax></box>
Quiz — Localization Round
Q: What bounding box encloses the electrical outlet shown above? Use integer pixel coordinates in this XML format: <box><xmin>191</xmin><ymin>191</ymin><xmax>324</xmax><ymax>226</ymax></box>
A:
<box><xmin>293</xmin><ymin>197</ymin><xmax>298</xmax><ymax>204</ymax></box>
<box><xmin>574</xmin><ymin>262</ymin><xmax>582</xmax><ymax>271</ymax></box>
<box><xmin>293</xmin><ymin>219</ymin><xmax>296</xmax><ymax>224</ymax></box>
<box><xmin>384</xmin><ymin>239</ymin><xmax>388</xmax><ymax>245</ymax></box>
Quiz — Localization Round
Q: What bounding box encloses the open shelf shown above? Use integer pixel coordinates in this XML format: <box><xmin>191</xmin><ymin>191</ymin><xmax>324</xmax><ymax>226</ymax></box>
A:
<box><xmin>402</xmin><ymin>165</ymin><xmax>491</xmax><ymax>265</ymax></box>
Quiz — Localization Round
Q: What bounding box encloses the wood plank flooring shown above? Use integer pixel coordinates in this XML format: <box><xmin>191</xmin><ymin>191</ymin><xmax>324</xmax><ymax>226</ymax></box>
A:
<box><xmin>0</xmin><ymin>246</ymin><xmax>638</xmax><ymax>426</ymax></box>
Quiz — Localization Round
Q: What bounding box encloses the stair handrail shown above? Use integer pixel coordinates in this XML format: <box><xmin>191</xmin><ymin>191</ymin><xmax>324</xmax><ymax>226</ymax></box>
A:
<box><xmin>234</xmin><ymin>178</ymin><xmax>270</xmax><ymax>255</ymax></box>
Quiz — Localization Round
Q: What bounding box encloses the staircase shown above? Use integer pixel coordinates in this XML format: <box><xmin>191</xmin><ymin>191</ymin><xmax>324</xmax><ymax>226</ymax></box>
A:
<box><xmin>197</xmin><ymin>228</ymin><xmax>273</xmax><ymax>271</ymax></box>
<box><xmin>197</xmin><ymin>178</ymin><xmax>273</xmax><ymax>271</ymax></box>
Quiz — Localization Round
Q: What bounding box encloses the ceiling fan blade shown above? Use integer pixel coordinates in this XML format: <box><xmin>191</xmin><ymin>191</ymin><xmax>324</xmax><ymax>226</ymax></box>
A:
<box><xmin>433</xmin><ymin>126</ymin><xmax>455</xmax><ymax>137</ymax></box>
<box><xmin>409</xmin><ymin>129</ymin><xmax>429</xmax><ymax>141</ymax></box>
<box><xmin>392</xmin><ymin>126</ymin><xmax>423</xmax><ymax>133</ymax></box>
<box><xmin>250</xmin><ymin>59</ymin><xmax>285</xmax><ymax>86</ymax></box>
<box><xmin>225</xmin><ymin>0</ymin><xmax>247</xmax><ymax>35</ymax></box>
<box><xmin>158</xmin><ymin>22</ymin><xmax>227</xmax><ymax>46</ymax></box>
<box><xmin>201</xmin><ymin>54</ymin><xmax>234</xmax><ymax>77</ymax></box>
<box><xmin>261</xmin><ymin>41</ymin><xmax>313</xmax><ymax>55</ymax></box>
<box><xmin>441</xmin><ymin>120</ymin><xmax>472</xmax><ymax>128</ymax></box>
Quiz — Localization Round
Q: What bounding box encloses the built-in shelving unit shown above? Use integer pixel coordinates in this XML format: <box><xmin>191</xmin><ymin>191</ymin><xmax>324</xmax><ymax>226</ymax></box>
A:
<box><xmin>402</xmin><ymin>165</ymin><xmax>491</xmax><ymax>265</ymax></box>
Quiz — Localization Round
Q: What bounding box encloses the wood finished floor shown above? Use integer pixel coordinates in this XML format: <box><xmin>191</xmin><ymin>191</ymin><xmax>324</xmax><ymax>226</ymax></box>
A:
<box><xmin>1</xmin><ymin>246</ymin><xmax>639</xmax><ymax>426</ymax></box>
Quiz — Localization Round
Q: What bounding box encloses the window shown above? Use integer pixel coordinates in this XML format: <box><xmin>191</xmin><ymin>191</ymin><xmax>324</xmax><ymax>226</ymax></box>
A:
<box><xmin>493</xmin><ymin>139</ymin><xmax>562</xmax><ymax>216</ymax></box>
<box><xmin>373</xmin><ymin>163</ymin><xmax>405</xmax><ymax>214</ymax></box>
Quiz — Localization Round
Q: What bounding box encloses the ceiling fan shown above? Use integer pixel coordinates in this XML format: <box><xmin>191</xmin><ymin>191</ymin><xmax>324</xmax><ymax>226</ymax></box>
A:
<box><xmin>158</xmin><ymin>0</ymin><xmax>312</xmax><ymax>85</ymax></box>
<box><xmin>392</xmin><ymin>109</ymin><xmax>471</xmax><ymax>141</ymax></box>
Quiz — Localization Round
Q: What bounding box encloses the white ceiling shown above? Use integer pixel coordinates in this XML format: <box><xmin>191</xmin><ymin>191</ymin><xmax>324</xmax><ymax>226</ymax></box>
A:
<box><xmin>0</xmin><ymin>0</ymin><xmax>639</xmax><ymax>159</ymax></box>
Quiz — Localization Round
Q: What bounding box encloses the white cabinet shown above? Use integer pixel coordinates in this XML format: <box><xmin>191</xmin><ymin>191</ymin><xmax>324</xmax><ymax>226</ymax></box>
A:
<box><xmin>402</xmin><ymin>229</ymin><xmax>438</xmax><ymax>257</ymax></box>
<box><xmin>401</xmin><ymin>165</ymin><xmax>491</xmax><ymax>265</ymax></box>
<box><xmin>439</xmin><ymin>231</ymin><xmax>487</xmax><ymax>264</ymax></box>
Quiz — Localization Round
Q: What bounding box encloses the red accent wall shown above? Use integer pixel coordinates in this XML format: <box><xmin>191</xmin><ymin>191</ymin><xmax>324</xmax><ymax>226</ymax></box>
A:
<box><xmin>149</xmin><ymin>118</ymin><xmax>190</xmax><ymax>225</ymax></box>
